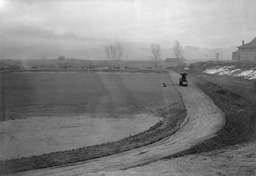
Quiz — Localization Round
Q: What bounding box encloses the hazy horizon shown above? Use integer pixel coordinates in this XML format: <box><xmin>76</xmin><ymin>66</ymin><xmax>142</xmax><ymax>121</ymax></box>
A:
<box><xmin>0</xmin><ymin>0</ymin><xmax>256</xmax><ymax>60</ymax></box>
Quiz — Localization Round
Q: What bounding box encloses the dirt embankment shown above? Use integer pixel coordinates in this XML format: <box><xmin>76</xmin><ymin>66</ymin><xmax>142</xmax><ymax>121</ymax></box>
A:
<box><xmin>189</xmin><ymin>61</ymin><xmax>256</xmax><ymax>142</ymax></box>
<box><xmin>165</xmin><ymin>61</ymin><xmax>256</xmax><ymax>159</ymax></box>
<box><xmin>162</xmin><ymin>74</ymin><xmax>256</xmax><ymax>160</ymax></box>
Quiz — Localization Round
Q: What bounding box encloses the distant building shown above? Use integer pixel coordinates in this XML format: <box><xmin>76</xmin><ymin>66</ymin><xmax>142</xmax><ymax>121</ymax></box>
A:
<box><xmin>58</xmin><ymin>56</ymin><xmax>66</xmax><ymax>60</ymax></box>
<box><xmin>164</xmin><ymin>58</ymin><xmax>183</xmax><ymax>68</ymax></box>
<box><xmin>232</xmin><ymin>38</ymin><xmax>256</xmax><ymax>62</ymax></box>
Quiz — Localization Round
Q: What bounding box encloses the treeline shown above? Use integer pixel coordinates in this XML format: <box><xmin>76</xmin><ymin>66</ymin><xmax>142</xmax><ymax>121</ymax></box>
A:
<box><xmin>105</xmin><ymin>43</ymin><xmax>123</xmax><ymax>60</ymax></box>
<box><xmin>0</xmin><ymin>59</ymin><xmax>98</xmax><ymax>71</ymax></box>
<box><xmin>0</xmin><ymin>59</ymin><xmax>166</xmax><ymax>71</ymax></box>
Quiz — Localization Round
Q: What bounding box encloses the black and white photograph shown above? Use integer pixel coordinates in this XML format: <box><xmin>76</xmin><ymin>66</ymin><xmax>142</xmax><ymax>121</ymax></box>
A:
<box><xmin>0</xmin><ymin>0</ymin><xmax>256</xmax><ymax>175</ymax></box>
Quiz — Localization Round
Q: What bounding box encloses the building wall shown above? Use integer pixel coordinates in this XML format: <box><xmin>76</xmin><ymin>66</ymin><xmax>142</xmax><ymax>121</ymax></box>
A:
<box><xmin>238</xmin><ymin>48</ymin><xmax>256</xmax><ymax>62</ymax></box>
<box><xmin>232</xmin><ymin>51</ymin><xmax>239</xmax><ymax>61</ymax></box>
<box><xmin>164</xmin><ymin>62</ymin><xmax>180</xmax><ymax>68</ymax></box>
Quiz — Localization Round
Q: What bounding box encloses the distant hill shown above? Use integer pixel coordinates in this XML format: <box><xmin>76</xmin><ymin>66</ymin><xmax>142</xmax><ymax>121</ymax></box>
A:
<box><xmin>116</xmin><ymin>44</ymin><xmax>237</xmax><ymax>62</ymax></box>
<box><xmin>0</xmin><ymin>40</ymin><xmax>237</xmax><ymax>62</ymax></box>
<box><xmin>182</xmin><ymin>46</ymin><xmax>237</xmax><ymax>62</ymax></box>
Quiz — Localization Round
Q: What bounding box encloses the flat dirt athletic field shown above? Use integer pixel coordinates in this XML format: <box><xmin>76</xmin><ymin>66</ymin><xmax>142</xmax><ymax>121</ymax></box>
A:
<box><xmin>1</xmin><ymin>1</ymin><xmax>256</xmax><ymax>175</ymax></box>
<box><xmin>1</xmin><ymin>68</ymin><xmax>255</xmax><ymax>176</ymax></box>
<box><xmin>0</xmin><ymin>71</ymin><xmax>185</xmax><ymax>174</ymax></box>
<box><xmin>1</xmin><ymin>71</ymin><xmax>226</xmax><ymax>175</ymax></box>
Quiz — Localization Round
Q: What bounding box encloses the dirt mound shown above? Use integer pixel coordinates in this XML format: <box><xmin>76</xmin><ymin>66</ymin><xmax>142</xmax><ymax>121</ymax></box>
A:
<box><xmin>166</xmin><ymin>75</ymin><xmax>256</xmax><ymax>159</ymax></box>
<box><xmin>206</xmin><ymin>82</ymin><xmax>242</xmax><ymax>100</ymax></box>
<box><xmin>189</xmin><ymin>61</ymin><xmax>256</xmax><ymax>80</ymax></box>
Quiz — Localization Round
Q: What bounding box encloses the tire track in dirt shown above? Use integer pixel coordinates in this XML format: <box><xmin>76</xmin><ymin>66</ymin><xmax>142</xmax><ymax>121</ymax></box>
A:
<box><xmin>11</xmin><ymin>71</ymin><xmax>225</xmax><ymax>176</ymax></box>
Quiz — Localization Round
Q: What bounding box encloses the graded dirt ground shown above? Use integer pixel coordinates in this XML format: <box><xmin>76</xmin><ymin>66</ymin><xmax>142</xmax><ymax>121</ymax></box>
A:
<box><xmin>0</xmin><ymin>72</ymin><xmax>186</xmax><ymax>174</ymax></box>
<box><xmin>95</xmin><ymin>65</ymin><xmax>256</xmax><ymax>176</ymax></box>
<box><xmin>4</xmin><ymin>71</ymin><xmax>226</xmax><ymax>176</ymax></box>
<box><xmin>0</xmin><ymin>114</ymin><xmax>160</xmax><ymax>160</ymax></box>
<box><xmin>2</xmin><ymin>66</ymin><xmax>255</xmax><ymax>175</ymax></box>
<box><xmin>0</xmin><ymin>72</ymin><xmax>177</xmax><ymax>121</ymax></box>
<box><xmin>101</xmin><ymin>71</ymin><xmax>256</xmax><ymax>176</ymax></box>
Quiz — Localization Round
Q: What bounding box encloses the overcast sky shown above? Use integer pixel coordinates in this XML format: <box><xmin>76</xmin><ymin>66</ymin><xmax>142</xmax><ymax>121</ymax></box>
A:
<box><xmin>0</xmin><ymin>0</ymin><xmax>256</xmax><ymax>59</ymax></box>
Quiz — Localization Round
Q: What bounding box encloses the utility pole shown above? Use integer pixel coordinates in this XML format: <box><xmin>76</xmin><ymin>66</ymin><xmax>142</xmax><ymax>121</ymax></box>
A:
<box><xmin>87</xmin><ymin>60</ymin><xmax>90</xmax><ymax>73</ymax></box>
<box><xmin>85</xmin><ymin>56</ymin><xmax>93</xmax><ymax>73</ymax></box>
<box><xmin>85</xmin><ymin>52</ymin><xmax>90</xmax><ymax>73</ymax></box>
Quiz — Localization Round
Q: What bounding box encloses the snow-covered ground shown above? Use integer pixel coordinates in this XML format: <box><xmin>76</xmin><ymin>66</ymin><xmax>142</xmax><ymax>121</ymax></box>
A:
<box><xmin>203</xmin><ymin>65</ymin><xmax>256</xmax><ymax>80</ymax></box>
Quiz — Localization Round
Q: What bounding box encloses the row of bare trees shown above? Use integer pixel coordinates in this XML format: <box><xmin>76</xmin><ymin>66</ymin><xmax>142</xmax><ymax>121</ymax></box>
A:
<box><xmin>150</xmin><ymin>40</ymin><xmax>184</xmax><ymax>68</ymax></box>
<box><xmin>104</xmin><ymin>41</ymin><xmax>183</xmax><ymax>61</ymax></box>
<box><xmin>151</xmin><ymin>43</ymin><xmax>161</xmax><ymax>69</ymax></box>
<box><xmin>151</xmin><ymin>41</ymin><xmax>223</xmax><ymax>68</ymax></box>
<box><xmin>173</xmin><ymin>41</ymin><xmax>183</xmax><ymax>60</ymax></box>
<box><xmin>151</xmin><ymin>41</ymin><xmax>184</xmax><ymax>60</ymax></box>
<box><xmin>104</xmin><ymin>41</ymin><xmax>184</xmax><ymax>69</ymax></box>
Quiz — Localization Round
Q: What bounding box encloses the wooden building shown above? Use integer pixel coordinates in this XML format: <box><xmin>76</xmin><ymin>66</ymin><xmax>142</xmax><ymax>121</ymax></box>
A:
<box><xmin>232</xmin><ymin>38</ymin><xmax>256</xmax><ymax>62</ymax></box>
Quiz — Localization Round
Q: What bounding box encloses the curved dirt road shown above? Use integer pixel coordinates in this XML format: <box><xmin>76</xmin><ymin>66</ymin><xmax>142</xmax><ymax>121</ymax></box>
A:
<box><xmin>12</xmin><ymin>71</ymin><xmax>225</xmax><ymax>176</ymax></box>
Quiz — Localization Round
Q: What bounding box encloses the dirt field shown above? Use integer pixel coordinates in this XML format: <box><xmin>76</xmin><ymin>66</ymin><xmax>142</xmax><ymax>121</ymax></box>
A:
<box><xmin>1</xmin><ymin>64</ymin><xmax>255</xmax><ymax>175</ymax></box>
<box><xmin>0</xmin><ymin>114</ymin><xmax>160</xmax><ymax>160</ymax></box>
<box><xmin>3</xmin><ymin>71</ymin><xmax>226</xmax><ymax>176</ymax></box>
<box><xmin>0</xmin><ymin>71</ymin><xmax>186</xmax><ymax>174</ymax></box>
<box><xmin>1</xmin><ymin>72</ymin><xmax>176</xmax><ymax>121</ymax></box>
<box><xmin>93</xmin><ymin>64</ymin><xmax>256</xmax><ymax>176</ymax></box>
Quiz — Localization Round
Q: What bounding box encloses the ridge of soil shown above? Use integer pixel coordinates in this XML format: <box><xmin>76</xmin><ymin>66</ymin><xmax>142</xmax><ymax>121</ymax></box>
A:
<box><xmin>0</xmin><ymin>100</ymin><xmax>186</xmax><ymax>174</ymax></box>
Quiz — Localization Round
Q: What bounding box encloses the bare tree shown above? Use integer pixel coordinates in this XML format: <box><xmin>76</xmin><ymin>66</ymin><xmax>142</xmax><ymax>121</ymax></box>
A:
<box><xmin>105</xmin><ymin>45</ymin><xmax>116</xmax><ymax>60</ymax></box>
<box><xmin>151</xmin><ymin>43</ymin><xmax>161</xmax><ymax>69</ymax></box>
<box><xmin>105</xmin><ymin>43</ymin><xmax>124</xmax><ymax>68</ymax></box>
<box><xmin>215</xmin><ymin>52</ymin><xmax>220</xmax><ymax>61</ymax></box>
<box><xmin>115</xmin><ymin>42</ymin><xmax>123</xmax><ymax>68</ymax></box>
<box><xmin>115</xmin><ymin>42</ymin><xmax>123</xmax><ymax>60</ymax></box>
<box><xmin>105</xmin><ymin>43</ymin><xmax>123</xmax><ymax>60</ymax></box>
<box><xmin>173</xmin><ymin>40</ymin><xmax>183</xmax><ymax>59</ymax></box>
<box><xmin>105</xmin><ymin>46</ymin><xmax>111</xmax><ymax>60</ymax></box>
<box><xmin>109</xmin><ymin>45</ymin><xmax>117</xmax><ymax>60</ymax></box>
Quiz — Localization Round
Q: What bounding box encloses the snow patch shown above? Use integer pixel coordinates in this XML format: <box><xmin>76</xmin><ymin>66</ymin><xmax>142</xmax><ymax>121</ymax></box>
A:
<box><xmin>203</xmin><ymin>66</ymin><xmax>256</xmax><ymax>80</ymax></box>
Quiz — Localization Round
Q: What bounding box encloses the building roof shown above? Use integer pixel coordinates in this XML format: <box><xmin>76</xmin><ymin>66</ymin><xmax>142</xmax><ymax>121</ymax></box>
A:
<box><xmin>165</xmin><ymin>58</ymin><xmax>180</xmax><ymax>62</ymax></box>
<box><xmin>238</xmin><ymin>37</ymin><xmax>256</xmax><ymax>49</ymax></box>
